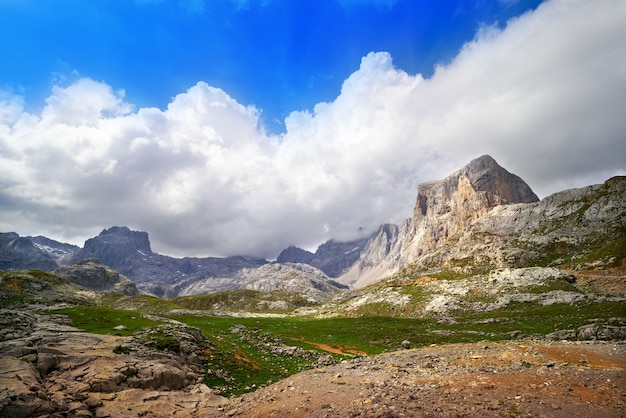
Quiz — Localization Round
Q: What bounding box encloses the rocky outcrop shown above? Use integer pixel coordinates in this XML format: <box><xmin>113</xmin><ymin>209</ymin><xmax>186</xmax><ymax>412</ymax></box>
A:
<box><xmin>408</xmin><ymin>175</ymin><xmax>626</xmax><ymax>274</ymax></box>
<box><xmin>0</xmin><ymin>232</ymin><xmax>58</xmax><ymax>272</ymax></box>
<box><xmin>178</xmin><ymin>262</ymin><xmax>348</xmax><ymax>302</ymax></box>
<box><xmin>69</xmin><ymin>226</ymin><xmax>268</xmax><ymax>297</ymax></box>
<box><xmin>29</xmin><ymin>235</ymin><xmax>79</xmax><ymax>265</ymax></box>
<box><xmin>54</xmin><ymin>259</ymin><xmax>139</xmax><ymax>296</ymax></box>
<box><xmin>277</xmin><ymin>237</ymin><xmax>371</xmax><ymax>278</ymax></box>
<box><xmin>0</xmin><ymin>269</ymin><xmax>97</xmax><ymax>308</ymax></box>
<box><xmin>0</xmin><ymin>310</ymin><xmax>227</xmax><ymax>417</ymax></box>
<box><xmin>342</xmin><ymin>155</ymin><xmax>540</xmax><ymax>287</ymax></box>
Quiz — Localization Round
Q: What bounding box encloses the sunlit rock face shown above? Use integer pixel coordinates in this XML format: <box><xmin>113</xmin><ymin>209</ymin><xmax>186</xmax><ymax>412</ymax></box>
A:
<box><xmin>347</xmin><ymin>155</ymin><xmax>539</xmax><ymax>286</ymax></box>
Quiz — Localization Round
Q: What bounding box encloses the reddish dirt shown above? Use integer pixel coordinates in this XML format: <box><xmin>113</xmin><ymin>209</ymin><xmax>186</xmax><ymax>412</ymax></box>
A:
<box><xmin>203</xmin><ymin>341</ymin><xmax>626</xmax><ymax>418</ymax></box>
<box><xmin>296</xmin><ymin>338</ymin><xmax>369</xmax><ymax>356</ymax></box>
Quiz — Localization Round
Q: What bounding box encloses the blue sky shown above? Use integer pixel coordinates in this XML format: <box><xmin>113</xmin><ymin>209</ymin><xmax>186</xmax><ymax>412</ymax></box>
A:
<box><xmin>2</xmin><ymin>0</ymin><xmax>543</xmax><ymax>132</ymax></box>
<box><xmin>1</xmin><ymin>0</ymin><xmax>625</xmax><ymax>258</ymax></box>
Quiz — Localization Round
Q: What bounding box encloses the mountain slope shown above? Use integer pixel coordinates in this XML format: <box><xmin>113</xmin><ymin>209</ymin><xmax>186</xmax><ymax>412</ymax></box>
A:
<box><xmin>0</xmin><ymin>232</ymin><xmax>58</xmax><ymax>272</ymax></box>
<box><xmin>277</xmin><ymin>236</ymin><xmax>371</xmax><ymax>278</ymax></box>
<box><xmin>70</xmin><ymin>226</ymin><xmax>269</xmax><ymax>297</ymax></box>
<box><xmin>340</xmin><ymin>155</ymin><xmax>540</xmax><ymax>287</ymax></box>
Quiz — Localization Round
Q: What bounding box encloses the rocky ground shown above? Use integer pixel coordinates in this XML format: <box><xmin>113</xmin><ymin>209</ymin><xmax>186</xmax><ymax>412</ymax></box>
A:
<box><xmin>216</xmin><ymin>341</ymin><xmax>626</xmax><ymax>418</ymax></box>
<box><xmin>1</xmin><ymin>306</ymin><xmax>624</xmax><ymax>418</ymax></box>
<box><xmin>0</xmin><ymin>310</ymin><xmax>226</xmax><ymax>418</ymax></box>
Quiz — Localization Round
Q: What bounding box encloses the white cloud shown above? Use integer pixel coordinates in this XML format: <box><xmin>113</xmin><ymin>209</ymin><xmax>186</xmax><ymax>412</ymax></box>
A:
<box><xmin>1</xmin><ymin>0</ymin><xmax>625</xmax><ymax>258</ymax></box>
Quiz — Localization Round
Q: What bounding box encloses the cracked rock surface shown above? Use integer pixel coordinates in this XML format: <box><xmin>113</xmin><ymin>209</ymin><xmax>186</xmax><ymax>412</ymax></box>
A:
<box><xmin>0</xmin><ymin>309</ymin><xmax>228</xmax><ymax>418</ymax></box>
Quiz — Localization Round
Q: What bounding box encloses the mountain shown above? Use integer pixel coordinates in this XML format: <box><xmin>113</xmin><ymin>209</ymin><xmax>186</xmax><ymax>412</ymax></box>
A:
<box><xmin>69</xmin><ymin>226</ymin><xmax>270</xmax><ymax>297</ymax></box>
<box><xmin>344</xmin><ymin>154</ymin><xmax>540</xmax><ymax>286</ymax></box>
<box><xmin>0</xmin><ymin>232</ymin><xmax>58</xmax><ymax>272</ymax></box>
<box><xmin>279</xmin><ymin>155</ymin><xmax>540</xmax><ymax>287</ymax></box>
<box><xmin>54</xmin><ymin>259</ymin><xmax>139</xmax><ymax>296</ymax></box>
<box><xmin>178</xmin><ymin>262</ymin><xmax>349</xmax><ymax>302</ymax></box>
<box><xmin>29</xmin><ymin>235</ymin><xmax>80</xmax><ymax>265</ymax></box>
<box><xmin>276</xmin><ymin>236</ymin><xmax>371</xmax><ymax>278</ymax></box>
<box><xmin>3</xmin><ymin>155</ymin><xmax>624</xmax><ymax>298</ymax></box>
<box><xmin>412</xmin><ymin>174</ymin><xmax>626</xmax><ymax>273</ymax></box>
<box><xmin>280</xmin><ymin>155</ymin><xmax>625</xmax><ymax>289</ymax></box>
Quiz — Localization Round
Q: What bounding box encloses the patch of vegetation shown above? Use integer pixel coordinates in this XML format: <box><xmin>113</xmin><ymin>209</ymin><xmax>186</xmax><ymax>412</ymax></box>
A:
<box><xmin>51</xmin><ymin>305</ymin><xmax>165</xmax><ymax>335</ymax></box>
<box><xmin>427</xmin><ymin>270</ymin><xmax>473</xmax><ymax>281</ymax></box>
<box><xmin>458</xmin><ymin>300</ymin><xmax>626</xmax><ymax>338</ymax></box>
<box><xmin>104</xmin><ymin>294</ymin><xmax>183</xmax><ymax>314</ymax></box>
<box><xmin>173</xmin><ymin>315</ymin><xmax>347</xmax><ymax>396</ymax></box>
<box><xmin>171</xmin><ymin>289</ymin><xmax>316</xmax><ymax>313</ymax></box>
<box><xmin>26</xmin><ymin>269</ymin><xmax>60</xmax><ymax>279</ymax></box>
<box><xmin>148</xmin><ymin>333</ymin><xmax>181</xmax><ymax>352</ymax></box>
<box><xmin>524</xmin><ymin>277</ymin><xmax>578</xmax><ymax>294</ymax></box>
<box><xmin>113</xmin><ymin>345</ymin><xmax>130</xmax><ymax>354</ymax></box>
<box><xmin>0</xmin><ymin>270</ymin><xmax>93</xmax><ymax>307</ymax></box>
<box><xmin>563</xmin><ymin>234</ymin><xmax>626</xmax><ymax>269</ymax></box>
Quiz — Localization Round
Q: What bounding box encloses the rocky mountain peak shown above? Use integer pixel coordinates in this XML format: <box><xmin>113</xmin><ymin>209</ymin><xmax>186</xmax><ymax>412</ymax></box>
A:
<box><xmin>96</xmin><ymin>226</ymin><xmax>152</xmax><ymax>253</ymax></box>
<box><xmin>342</xmin><ymin>155</ymin><xmax>541</xmax><ymax>287</ymax></box>
<box><xmin>276</xmin><ymin>246</ymin><xmax>314</xmax><ymax>264</ymax></box>
<box><xmin>71</xmin><ymin>226</ymin><xmax>152</xmax><ymax>268</ymax></box>
<box><xmin>415</xmin><ymin>154</ymin><xmax>538</xmax><ymax>221</ymax></box>
<box><xmin>0</xmin><ymin>232</ymin><xmax>58</xmax><ymax>272</ymax></box>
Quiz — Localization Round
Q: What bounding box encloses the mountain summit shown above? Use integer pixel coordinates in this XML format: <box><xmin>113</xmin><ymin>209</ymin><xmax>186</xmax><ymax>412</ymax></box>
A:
<box><xmin>329</xmin><ymin>155</ymin><xmax>540</xmax><ymax>287</ymax></box>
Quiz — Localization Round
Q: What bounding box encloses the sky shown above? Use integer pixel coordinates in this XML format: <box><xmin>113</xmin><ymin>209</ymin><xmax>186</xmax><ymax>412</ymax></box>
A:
<box><xmin>1</xmin><ymin>0</ymin><xmax>625</xmax><ymax>259</ymax></box>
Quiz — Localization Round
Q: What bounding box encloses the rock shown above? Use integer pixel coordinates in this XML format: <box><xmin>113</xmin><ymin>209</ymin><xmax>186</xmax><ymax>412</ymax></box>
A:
<box><xmin>341</xmin><ymin>155</ymin><xmax>540</xmax><ymax>287</ymax></box>
<box><xmin>0</xmin><ymin>232</ymin><xmax>58</xmax><ymax>272</ymax></box>
<box><xmin>0</xmin><ymin>357</ymin><xmax>55</xmax><ymax>418</ymax></box>
<box><xmin>401</xmin><ymin>340</ymin><xmax>412</xmax><ymax>350</ymax></box>
<box><xmin>67</xmin><ymin>226</ymin><xmax>270</xmax><ymax>297</ymax></box>
<box><xmin>0</xmin><ymin>316</ymin><xmax>216</xmax><ymax>416</ymax></box>
<box><xmin>179</xmin><ymin>262</ymin><xmax>348</xmax><ymax>302</ymax></box>
<box><xmin>135</xmin><ymin>362</ymin><xmax>186</xmax><ymax>390</ymax></box>
<box><xmin>55</xmin><ymin>259</ymin><xmax>139</xmax><ymax>295</ymax></box>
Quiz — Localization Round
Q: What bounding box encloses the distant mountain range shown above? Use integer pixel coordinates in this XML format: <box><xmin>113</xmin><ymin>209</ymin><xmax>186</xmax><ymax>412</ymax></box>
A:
<box><xmin>2</xmin><ymin>155</ymin><xmax>624</xmax><ymax>299</ymax></box>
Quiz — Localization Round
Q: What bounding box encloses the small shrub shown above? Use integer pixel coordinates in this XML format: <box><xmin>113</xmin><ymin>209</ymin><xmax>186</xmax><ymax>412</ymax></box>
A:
<box><xmin>113</xmin><ymin>345</ymin><xmax>130</xmax><ymax>354</ymax></box>
<box><xmin>152</xmin><ymin>335</ymin><xmax>181</xmax><ymax>353</ymax></box>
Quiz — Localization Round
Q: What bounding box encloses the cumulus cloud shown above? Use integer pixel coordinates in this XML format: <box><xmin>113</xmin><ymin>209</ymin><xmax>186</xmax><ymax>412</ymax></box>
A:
<box><xmin>1</xmin><ymin>0</ymin><xmax>625</xmax><ymax>258</ymax></box>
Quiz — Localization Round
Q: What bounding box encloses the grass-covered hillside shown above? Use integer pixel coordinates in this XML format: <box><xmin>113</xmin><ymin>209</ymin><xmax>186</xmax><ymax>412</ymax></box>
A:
<box><xmin>2</xmin><ymin>265</ymin><xmax>623</xmax><ymax>397</ymax></box>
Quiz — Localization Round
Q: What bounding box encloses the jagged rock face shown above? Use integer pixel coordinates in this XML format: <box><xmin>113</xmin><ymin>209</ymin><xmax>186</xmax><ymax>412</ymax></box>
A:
<box><xmin>403</xmin><ymin>155</ymin><xmax>538</xmax><ymax>259</ymax></box>
<box><xmin>0</xmin><ymin>232</ymin><xmax>58</xmax><ymax>272</ymax></box>
<box><xmin>29</xmin><ymin>236</ymin><xmax>79</xmax><ymax>265</ymax></box>
<box><xmin>72</xmin><ymin>226</ymin><xmax>152</xmax><ymax>268</ymax></box>
<box><xmin>431</xmin><ymin>175</ymin><xmax>626</xmax><ymax>271</ymax></box>
<box><xmin>178</xmin><ymin>262</ymin><xmax>348</xmax><ymax>302</ymax></box>
<box><xmin>54</xmin><ymin>259</ymin><xmax>139</xmax><ymax>296</ymax></box>
<box><xmin>346</xmin><ymin>155</ymin><xmax>539</xmax><ymax>287</ymax></box>
<box><xmin>277</xmin><ymin>237</ymin><xmax>370</xmax><ymax>278</ymax></box>
<box><xmin>276</xmin><ymin>245</ymin><xmax>314</xmax><ymax>264</ymax></box>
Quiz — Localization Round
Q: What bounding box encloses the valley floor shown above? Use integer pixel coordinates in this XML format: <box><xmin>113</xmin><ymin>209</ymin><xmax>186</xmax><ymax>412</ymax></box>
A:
<box><xmin>208</xmin><ymin>340</ymin><xmax>626</xmax><ymax>418</ymax></box>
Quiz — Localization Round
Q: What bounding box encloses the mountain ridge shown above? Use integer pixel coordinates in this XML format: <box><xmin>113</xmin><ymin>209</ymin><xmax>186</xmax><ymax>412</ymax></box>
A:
<box><xmin>2</xmin><ymin>155</ymin><xmax>624</xmax><ymax>297</ymax></box>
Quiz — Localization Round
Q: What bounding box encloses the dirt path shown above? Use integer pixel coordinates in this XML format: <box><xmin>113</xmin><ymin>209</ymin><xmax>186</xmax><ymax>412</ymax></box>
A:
<box><xmin>204</xmin><ymin>340</ymin><xmax>626</xmax><ymax>418</ymax></box>
<box><xmin>295</xmin><ymin>338</ymin><xmax>368</xmax><ymax>356</ymax></box>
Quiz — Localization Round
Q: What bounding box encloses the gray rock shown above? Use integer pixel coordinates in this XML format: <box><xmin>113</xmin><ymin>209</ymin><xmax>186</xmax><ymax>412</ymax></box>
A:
<box><xmin>55</xmin><ymin>259</ymin><xmax>138</xmax><ymax>295</ymax></box>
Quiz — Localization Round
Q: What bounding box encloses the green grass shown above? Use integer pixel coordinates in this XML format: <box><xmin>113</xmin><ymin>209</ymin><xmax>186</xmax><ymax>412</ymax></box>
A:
<box><xmin>171</xmin><ymin>289</ymin><xmax>316</xmax><ymax>313</ymax></box>
<box><xmin>564</xmin><ymin>234</ymin><xmax>626</xmax><ymax>268</ymax></box>
<box><xmin>52</xmin><ymin>305</ymin><xmax>165</xmax><ymax>335</ymax></box>
<box><xmin>102</xmin><ymin>294</ymin><xmax>183</xmax><ymax>314</ymax></box>
<box><xmin>0</xmin><ymin>270</ymin><xmax>94</xmax><ymax>307</ymax></box>
<box><xmin>46</xmin><ymin>285</ymin><xmax>626</xmax><ymax>397</ymax></box>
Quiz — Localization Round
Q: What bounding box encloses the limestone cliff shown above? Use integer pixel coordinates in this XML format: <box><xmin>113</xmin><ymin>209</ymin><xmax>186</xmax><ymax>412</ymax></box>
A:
<box><xmin>343</xmin><ymin>155</ymin><xmax>539</xmax><ymax>287</ymax></box>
